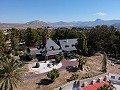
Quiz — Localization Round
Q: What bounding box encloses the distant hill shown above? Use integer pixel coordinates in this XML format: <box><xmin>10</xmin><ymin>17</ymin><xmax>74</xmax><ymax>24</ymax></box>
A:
<box><xmin>0</xmin><ymin>20</ymin><xmax>48</xmax><ymax>30</ymax></box>
<box><xmin>48</xmin><ymin>19</ymin><xmax>120</xmax><ymax>28</ymax></box>
<box><xmin>112</xmin><ymin>23</ymin><xmax>120</xmax><ymax>28</ymax></box>
<box><xmin>1</xmin><ymin>19</ymin><xmax>120</xmax><ymax>30</ymax></box>
<box><xmin>25</xmin><ymin>20</ymin><xmax>48</xmax><ymax>27</ymax></box>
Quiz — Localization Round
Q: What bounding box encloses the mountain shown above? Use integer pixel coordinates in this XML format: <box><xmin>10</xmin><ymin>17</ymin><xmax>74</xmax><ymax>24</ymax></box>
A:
<box><xmin>25</xmin><ymin>20</ymin><xmax>48</xmax><ymax>27</ymax></box>
<box><xmin>0</xmin><ymin>20</ymin><xmax>48</xmax><ymax>30</ymax></box>
<box><xmin>1</xmin><ymin>19</ymin><xmax>120</xmax><ymax>30</ymax></box>
<box><xmin>48</xmin><ymin>19</ymin><xmax>120</xmax><ymax>27</ymax></box>
<box><xmin>112</xmin><ymin>23</ymin><xmax>120</xmax><ymax>28</ymax></box>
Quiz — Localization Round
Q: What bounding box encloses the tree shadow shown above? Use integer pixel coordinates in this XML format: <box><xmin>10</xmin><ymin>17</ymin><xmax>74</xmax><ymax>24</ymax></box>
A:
<box><xmin>36</xmin><ymin>79</ymin><xmax>53</xmax><ymax>86</ymax></box>
<box><xmin>36</xmin><ymin>79</ymin><xmax>53</xmax><ymax>89</ymax></box>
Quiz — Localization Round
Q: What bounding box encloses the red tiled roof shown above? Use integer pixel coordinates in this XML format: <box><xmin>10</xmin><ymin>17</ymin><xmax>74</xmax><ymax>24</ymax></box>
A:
<box><xmin>93</xmin><ymin>81</ymin><xmax>108</xmax><ymax>88</ymax></box>
<box><xmin>82</xmin><ymin>84</ymin><xmax>97</xmax><ymax>90</ymax></box>
<box><xmin>81</xmin><ymin>81</ymin><xmax>108</xmax><ymax>90</ymax></box>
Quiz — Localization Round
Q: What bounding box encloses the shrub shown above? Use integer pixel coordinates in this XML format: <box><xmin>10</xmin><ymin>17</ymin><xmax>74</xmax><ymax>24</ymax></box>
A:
<box><xmin>55</xmin><ymin>53</ymin><xmax>64</xmax><ymax>63</ymax></box>
<box><xmin>36</xmin><ymin>62</ymin><xmax>40</xmax><ymax>68</ymax></box>
<box><xmin>70</xmin><ymin>73</ymin><xmax>79</xmax><ymax>80</ymax></box>
<box><xmin>29</xmin><ymin>55</ymin><xmax>36</xmax><ymax>60</ymax></box>
<box><xmin>47</xmin><ymin>69</ymin><xmax>60</xmax><ymax>81</ymax></box>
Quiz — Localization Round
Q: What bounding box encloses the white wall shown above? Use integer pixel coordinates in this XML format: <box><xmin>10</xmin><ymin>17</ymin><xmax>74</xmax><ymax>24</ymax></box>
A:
<box><xmin>109</xmin><ymin>73</ymin><xmax>120</xmax><ymax>82</ymax></box>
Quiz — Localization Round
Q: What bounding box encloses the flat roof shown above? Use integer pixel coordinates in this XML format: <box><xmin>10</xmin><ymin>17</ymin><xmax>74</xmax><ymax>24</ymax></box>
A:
<box><xmin>108</xmin><ymin>64</ymin><xmax>120</xmax><ymax>74</ymax></box>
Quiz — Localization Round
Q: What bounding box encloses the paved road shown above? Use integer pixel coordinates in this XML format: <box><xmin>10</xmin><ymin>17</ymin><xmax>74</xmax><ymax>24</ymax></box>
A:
<box><xmin>25</xmin><ymin>60</ymin><xmax>78</xmax><ymax>80</ymax></box>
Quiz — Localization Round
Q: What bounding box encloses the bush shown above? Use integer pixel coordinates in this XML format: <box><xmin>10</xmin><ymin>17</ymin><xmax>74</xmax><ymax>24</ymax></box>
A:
<box><xmin>70</xmin><ymin>73</ymin><xmax>79</xmax><ymax>80</ymax></box>
<box><xmin>47</xmin><ymin>69</ymin><xmax>60</xmax><ymax>81</ymax></box>
<box><xmin>55</xmin><ymin>53</ymin><xmax>64</xmax><ymax>63</ymax></box>
<box><xmin>29</xmin><ymin>55</ymin><xmax>36</xmax><ymax>60</ymax></box>
<box><xmin>36</xmin><ymin>62</ymin><xmax>40</xmax><ymax>68</ymax></box>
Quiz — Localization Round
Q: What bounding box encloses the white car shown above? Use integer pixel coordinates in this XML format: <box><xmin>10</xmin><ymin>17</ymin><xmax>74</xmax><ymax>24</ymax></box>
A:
<box><xmin>67</xmin><ymin>56</ymin><xmax>77</xmax><ymax>61</ymax></box>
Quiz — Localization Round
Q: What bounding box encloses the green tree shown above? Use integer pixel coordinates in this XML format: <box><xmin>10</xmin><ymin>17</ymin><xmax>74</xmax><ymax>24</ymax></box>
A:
<box><xmin>99</xmin><ymin>84</ymin><xmax>116</xmax><ymax>90</ymax></box>
<box><xmin>0</xmin><ymin>31</ymin><xmax>6</xmax><ymax>54</ymax></box>
<box><xmin>0</xmin><ymin>55</ymin><xmax>24</xmax><ymax>90</ymax></box>
<box><xmin>87</xmin><ymin>25</ymin><xmax>117</xmax><ymax>56</ymax></box>
<box><xmin>55</xmin><ymin>53</ymin><xmax>64</xmax><ymax>63</ymax></box>
<box><xmin>76</xmin><ymin>32</ymin><xmax>88</xmax><ymax>56</ymax></box>
<box><xmin>76</xmin><ymin>55</ymin><xmax>87</xmax><ymax>71</ymax></box>
<box><xmin>70</xmin><ymin>73</ymin><xmax>78</xmax><ymax>80</ymax></box>
<box><xmin>25</xmin><ymin>28</ymin><xmax>35</xmax><ymax>47</ymax></box>
<box><xmin>10</xmin><ymin>28</ymin><xmax>19</xmax><ymax>50</ymax></box>
<box><xmin>47</xmin><ymin>69</ymin><xmax>60</xmax><ymax>81</ymax></box>
<box><xmin>102</xmin><ymin>52</ymin><xmax>108</xmax><ymax>73</ymax></box>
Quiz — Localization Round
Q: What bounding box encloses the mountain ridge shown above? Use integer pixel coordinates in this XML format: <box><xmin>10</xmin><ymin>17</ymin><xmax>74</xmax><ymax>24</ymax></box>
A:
<box><xmin>0</xmin><ymin>19</ymin><xmax>120</xmax><ymax>29</ymax></box>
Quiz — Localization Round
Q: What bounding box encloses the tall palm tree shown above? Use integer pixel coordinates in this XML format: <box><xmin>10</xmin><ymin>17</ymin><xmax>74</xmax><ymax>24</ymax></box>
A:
<box><xmin>43</xmin><ymin>29</ymin><xmax>51</xmax><ymax>63</ymax></box>
<box><xmin>0</xmin><ymin>55</ymin><xmax>24</xmax><ymax>90</ymax></box>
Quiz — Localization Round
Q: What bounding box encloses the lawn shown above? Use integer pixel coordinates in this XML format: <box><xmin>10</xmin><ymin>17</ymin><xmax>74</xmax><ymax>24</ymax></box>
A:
<box><xmin>17</xmin><ymin>55</ymin><xmax>103</xmax><ymax>90</ymax></box>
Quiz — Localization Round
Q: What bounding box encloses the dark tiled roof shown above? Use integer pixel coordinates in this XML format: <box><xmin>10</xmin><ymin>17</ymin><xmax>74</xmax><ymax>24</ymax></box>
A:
<box><xmin>29</xmin><ymin>49</ymin><xmax>41</xmax><ymax>55</ymax></box>
<box><xmin>27</xmin><ymin>38</ymin><xmax>62</xmax><ymax>55</ymax></box>
<box><xmin>46</xmin><ymin>50</ymin><xmax>62</xmax><ymax>56</ymax></box>
<box><xmin>59</xmin><ymin>39</ymin><xmax>78</xmax><ymax>51</ymax></box>
<box><xmin>46</xmin><ymin>38</ymin><xmax>60</xmax><ymax>51</ymax></box>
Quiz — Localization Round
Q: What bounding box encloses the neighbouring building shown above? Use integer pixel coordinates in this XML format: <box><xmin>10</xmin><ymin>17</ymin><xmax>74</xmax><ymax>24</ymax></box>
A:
<box><xmin>108</xmin><ymin>64</ymin><xmax>120</xmax><ymax>83</ymax></box>
<box><xmin>109</xmin><ymin>73</ymin><xmax>120</xmax><ymax>83</ymax></box>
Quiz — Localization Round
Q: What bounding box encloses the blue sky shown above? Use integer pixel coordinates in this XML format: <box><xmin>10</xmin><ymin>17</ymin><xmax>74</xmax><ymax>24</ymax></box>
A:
<box><xmin>0</xmin><ymin>0</ymin><xmax>120</xmax><ymax>23</ymax></box>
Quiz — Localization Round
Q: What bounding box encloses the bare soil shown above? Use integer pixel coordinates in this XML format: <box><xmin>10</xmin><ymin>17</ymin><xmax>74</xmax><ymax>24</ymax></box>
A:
<box><xmin>18</xmin><ymin>55</ymin><xmax>103</xmax><ymax>90</ymax></box>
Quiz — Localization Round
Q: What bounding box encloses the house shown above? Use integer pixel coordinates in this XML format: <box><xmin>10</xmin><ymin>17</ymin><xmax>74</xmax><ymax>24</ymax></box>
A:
<box><xmin>26</xmin><ymin>38</ymin><xmax>62</xmax><ymax>60</ymax></box>
<box><xmin>40</xmin><ymin>38</ymin><xmax>62</xmax><ymax>56</ymax></box>
<box><xmin>26</xmin><ymin>47</ymin><xmax>41</xmax><ymax>55</ymax></box>
<box><xmin>108</xmin><ymin>64</ymin><xmax>120</xmax><ymax>83</ymax></box>
<box><xmin>59</xmin><ymin>39</ymin><xmax>78</xmax><ymax>54</ymax></box>
<box><xmin>59</xmin><ymin>39</ymin><xmax>78</xmax><ymax>57</ymax></box>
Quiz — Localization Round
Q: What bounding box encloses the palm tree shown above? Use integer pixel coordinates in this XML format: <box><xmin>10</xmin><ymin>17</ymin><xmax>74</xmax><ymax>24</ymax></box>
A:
<box><xmin>43</xmin><ymin>29</ymin><xmax>51</xmax><ymax>63</ymax></box>
<box><xmin>76</xmin><ymin>55</ymin><xmax>87</xmax><ymax>71</ymax></box>
<box><xmin>0</xmin><ymin>55</ymin><xmax>24</xmax><ymax>90</ymax></box>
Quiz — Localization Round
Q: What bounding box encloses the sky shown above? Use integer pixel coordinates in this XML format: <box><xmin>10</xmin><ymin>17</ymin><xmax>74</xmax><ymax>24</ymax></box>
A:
<box><xmin>0</xmin><ymin>0</ymin><xmax>120</xmax><ymax>23</ymax></box>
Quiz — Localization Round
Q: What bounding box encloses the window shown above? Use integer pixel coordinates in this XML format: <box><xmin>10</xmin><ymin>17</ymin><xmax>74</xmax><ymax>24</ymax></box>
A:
<box><xmin>118</xmin><ymin>77</ymin><xmax>120</xmax><ymax>80</ymax></box>
<box><xmin>111</xmin><ymin>76</ymin><xmax>115</xmax><ymax>79</ymax></box>
<box><xmin>65</xmin><ymin>45</ymin><xmax>69</xmax><ymax>48</ymax></box>
<box><xmin>64</xmin><ymin>40</ymin><xmax>68</xmax><ymax>42</ymax></box>
<box><xmin>50</xmin><ymin>46</ymin><xmax>55</xmax><ymax>50</ymax></box>
<box><xmin>72</xmin><ymin>44</ymin><xmax>75</xmax><ymax>47</ymax></box>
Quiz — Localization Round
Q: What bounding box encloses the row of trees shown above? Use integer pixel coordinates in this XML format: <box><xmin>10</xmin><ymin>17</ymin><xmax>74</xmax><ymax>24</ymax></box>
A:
<box><xmin>1</xmin><ymin>25</ymin><xmax>120</xmax><ymax>57</ymax></box>
<box><xmin>0</xmin><ymin>31</ymin><xmax>6</xmax><ymax>56</ymax></box>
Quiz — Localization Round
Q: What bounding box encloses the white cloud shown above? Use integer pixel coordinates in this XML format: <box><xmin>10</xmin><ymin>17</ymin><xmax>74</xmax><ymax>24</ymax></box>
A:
<box><xmin>96</xmin><ymin>12</ymin><xmax>105</xmax><ymax>16</ymax></box>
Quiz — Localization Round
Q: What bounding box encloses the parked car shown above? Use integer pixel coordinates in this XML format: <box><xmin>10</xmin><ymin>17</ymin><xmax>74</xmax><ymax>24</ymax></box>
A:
<box><xmin>66</xmin><ymin>66</ymin><xmax>78</xmax><ymax>72</ymax></box>
<box><xmin>111</xmin><ymin>63</ymin><xmax>115</xmax><ymax>66</ymax></box>
<box><xmin>114</xmin><ymin>60</ymin><xmax>120</xmax><ymax>64</ymax></box>
<box><xmin>66</xmin><ymin>56</ymin><xmax>77</xmax><ymax>61</ymax></box>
